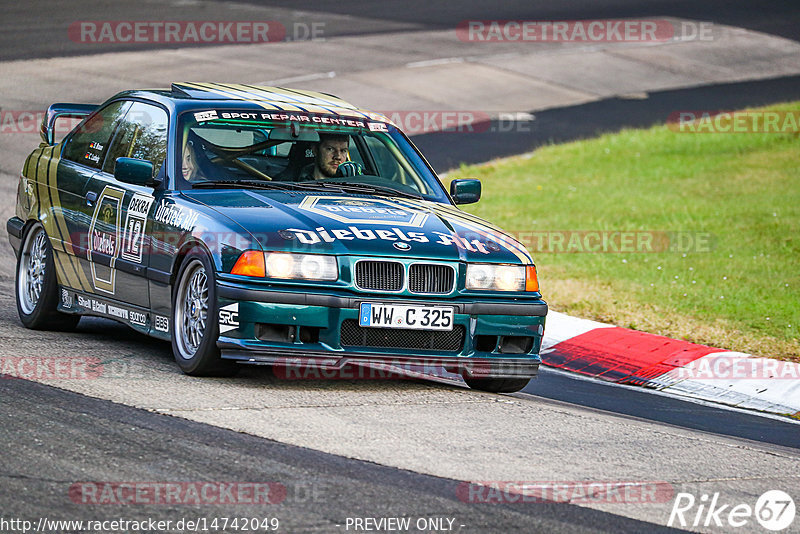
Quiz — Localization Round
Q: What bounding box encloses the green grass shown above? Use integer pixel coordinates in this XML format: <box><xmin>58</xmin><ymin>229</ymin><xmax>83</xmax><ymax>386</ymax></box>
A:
<box><xmin>457</xmin><ymin>102</ymin><xmax>800</xmax><ymax>359</ymax></box>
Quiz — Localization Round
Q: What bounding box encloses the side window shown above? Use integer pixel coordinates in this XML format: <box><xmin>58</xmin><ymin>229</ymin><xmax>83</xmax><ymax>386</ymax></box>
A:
<box><xmin>347</xmin><ymin>137</ymin><xmax>366</xmax><ymax>169</ymax></box>
<box><xmin>102</xmin><ymin>102</ymin><xmax>169</xmax><ymax>176</ymax></box>
<box><xmin>363</xmin><ymin>136</ymin><xmax>401</xmax><ymax>178</ymax></box>
<box><xmin>362</xmin><ymin>134</ymin><xmax>433</xmax><ymax>195</ymax></box>
<box><xmin>62</xmin><ymin>101</ymin><xmax>131</xmax><ymax>169</ymax></box>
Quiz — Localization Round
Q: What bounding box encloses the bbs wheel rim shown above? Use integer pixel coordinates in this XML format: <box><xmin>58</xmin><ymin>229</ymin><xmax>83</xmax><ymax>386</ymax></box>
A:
<box><xmin>175</xmin><ymin>259</ymin><xmax>208</xmax><ymax>360</ymax></box>
<box><xmin>18</xmin><ymin>227</ymin><xmax>48</xmax><ymax>315</ymax></box>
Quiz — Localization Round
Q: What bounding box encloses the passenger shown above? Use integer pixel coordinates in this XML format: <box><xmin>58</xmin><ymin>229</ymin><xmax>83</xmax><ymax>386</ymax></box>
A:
<box><xmin>181</xmin><ymin>138</ymin><xmax>227</xmax><ymax>182</ymax></box>
<box><xmin>181</xmin><ymin>139</ymin><xmax>200</xmax><ymax>181</ymax></box>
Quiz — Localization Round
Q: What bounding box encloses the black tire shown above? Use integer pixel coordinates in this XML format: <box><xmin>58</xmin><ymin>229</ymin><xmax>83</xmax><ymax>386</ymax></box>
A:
<box><xmin>171</xmin><ymin>246</ymin><xmax>236</xmax><ymax>376</ymax></box>
<box><xmin>15</xmin><ymin>223</ymin><xmax>80</xmax><ymax>331</ymax></box>
<box><xmin>464</xmin><ymin>377</ymin><xmax>531</xmax><ymax>393</ymax></box>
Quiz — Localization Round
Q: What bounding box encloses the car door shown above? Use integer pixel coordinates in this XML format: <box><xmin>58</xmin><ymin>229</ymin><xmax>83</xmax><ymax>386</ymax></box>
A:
<box><xmin>52</xmin><ymin>100</ymin><xmax>132</xmax><ymax>294</ymax></box>
<box><xmin>82</xmin><ymin>101</ymin><xmax>169</xmax><ymax>309</ymax></box>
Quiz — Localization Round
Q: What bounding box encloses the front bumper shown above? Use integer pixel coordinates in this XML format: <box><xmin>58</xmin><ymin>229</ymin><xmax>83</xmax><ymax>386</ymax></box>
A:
<box><xmin>216</xmin><ymin>280</ymin><xmax>547</xmax><ymax>379</ymax></box>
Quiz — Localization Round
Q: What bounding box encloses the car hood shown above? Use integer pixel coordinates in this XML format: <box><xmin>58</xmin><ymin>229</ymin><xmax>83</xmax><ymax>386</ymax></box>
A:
<box><xmin>184</xmin><ymin>190</ymin><xmax>533</xmax><ymax>264</ymax></box>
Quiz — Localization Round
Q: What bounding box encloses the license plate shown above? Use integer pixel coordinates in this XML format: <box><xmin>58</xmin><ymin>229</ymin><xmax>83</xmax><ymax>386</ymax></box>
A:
<box><xmin>359</xmin><ymin>303</ymin><xmax>454</xmax><ymax>331</ymax></box>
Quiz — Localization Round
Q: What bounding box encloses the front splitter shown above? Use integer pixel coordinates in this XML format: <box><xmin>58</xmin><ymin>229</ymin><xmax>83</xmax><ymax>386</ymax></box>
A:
<box><xmin>221</xmin><ymin>347</ymin><xmax>539</xmax><ymax>380</ymax></box>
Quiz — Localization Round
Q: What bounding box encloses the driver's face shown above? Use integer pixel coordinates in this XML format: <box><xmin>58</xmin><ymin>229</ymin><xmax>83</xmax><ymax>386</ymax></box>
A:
<box><xmin>315</xmin><ymin>139</ymin><xmax>349</xmax><ymax>178</ymax></box>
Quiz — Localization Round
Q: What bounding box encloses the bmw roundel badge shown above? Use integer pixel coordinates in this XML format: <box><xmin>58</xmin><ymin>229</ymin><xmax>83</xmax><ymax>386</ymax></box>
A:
<box><xmin>393</xmin><ymin>242</ymin><xmax>411</xmax><ymax>251</ymax></box>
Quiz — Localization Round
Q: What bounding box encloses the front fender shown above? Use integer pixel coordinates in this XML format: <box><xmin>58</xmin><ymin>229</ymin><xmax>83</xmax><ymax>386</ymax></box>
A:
<box><xmin>147</xmin><ymin>193</ymin><xmax>263</xmax><ymax>284</ymax></box>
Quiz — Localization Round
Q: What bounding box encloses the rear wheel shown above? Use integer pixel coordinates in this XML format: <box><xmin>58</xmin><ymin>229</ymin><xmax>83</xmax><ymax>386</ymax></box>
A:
<box><xmin>464</xmin><ymin>377</ymin><xmax>531</xmax><ymax>393</ymax></box>
<box><xmin>171</xmin><ymin>247</ymin><xmax>236</xmax><ymax>376</ymax></box>
<box><xmin>15</xmin><ymin>223</ymin><xmax>79</xmax><ymax>331</ymax></box>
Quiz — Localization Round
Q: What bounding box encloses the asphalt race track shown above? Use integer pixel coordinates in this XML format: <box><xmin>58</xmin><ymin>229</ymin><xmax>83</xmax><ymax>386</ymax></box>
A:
<box><xmin>0</xmin><ymin>376</ymin><xmax>681</xmax><ymax>534</ymax></box>
<box><xmin>3</xmin><ymin>0</ymin><xmax>799</xmax><ymax>60</ymax></box>
<box><xmin>416</xmin><ymin>75</ymin><xmax>800</xmax><ymax>170</ymax></box>
<box><xmin>1</xmin><ymin>1</ymin><xmax>800</xmax><ymax>533</ymax></box>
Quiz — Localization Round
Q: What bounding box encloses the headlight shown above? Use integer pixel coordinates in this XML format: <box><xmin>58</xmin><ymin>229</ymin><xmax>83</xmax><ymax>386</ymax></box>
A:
<box><xmin>265</xmin><ymin>252</ymin><xmax>338</xmax><ymax>281</ymax></box>
<box><xmin>466</xmin><ymin>264</ymin><xmax>533</xmax><ymax>292</ymax></box>
<box><xmin>232</xmin><ymin>251</ymin><xmax>338</xmax><ymax>280</ymax></box>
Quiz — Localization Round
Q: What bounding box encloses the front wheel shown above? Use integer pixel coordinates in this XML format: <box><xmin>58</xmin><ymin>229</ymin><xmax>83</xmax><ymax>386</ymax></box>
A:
<box><xmin>464</xmin><ymin>377</ymin><xmax>531</xmax><ymax>393</ymax></box>
<box><xmin>15</xmin><ymin>223</ymin><xmax>79</xmax><ymax>331</ymax></box>
<box><xmin>171</xmin><ymin>247</ymin><xmax>236</xmax><ymax>376</ymax></box>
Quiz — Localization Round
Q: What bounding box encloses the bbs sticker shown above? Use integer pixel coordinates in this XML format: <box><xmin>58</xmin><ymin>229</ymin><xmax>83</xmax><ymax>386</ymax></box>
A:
<box><xmin>154</xmin><ymin>315</ymin><xmax>169</xmax><ymax>333</ymax></box>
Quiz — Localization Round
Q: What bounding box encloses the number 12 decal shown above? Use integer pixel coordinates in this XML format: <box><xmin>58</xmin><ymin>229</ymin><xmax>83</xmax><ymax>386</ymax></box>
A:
<box><xmin>121</xmin><ymin>193</ymin><xmax>154</xmax><ymax>263</ymax></box>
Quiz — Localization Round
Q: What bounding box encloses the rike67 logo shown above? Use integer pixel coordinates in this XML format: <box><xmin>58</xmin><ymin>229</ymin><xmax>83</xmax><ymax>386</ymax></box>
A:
<box><xmin>668</xmin><ymin>490</ymin><xmax>795</xmax><ymax>531</ymax></box>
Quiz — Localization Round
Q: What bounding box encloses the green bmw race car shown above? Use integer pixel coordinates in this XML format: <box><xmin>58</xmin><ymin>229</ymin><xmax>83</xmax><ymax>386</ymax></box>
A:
<box><xmin>8</xmin><ymin>82</ymin><xmax>547</xmax><ymax>393</ymax></box>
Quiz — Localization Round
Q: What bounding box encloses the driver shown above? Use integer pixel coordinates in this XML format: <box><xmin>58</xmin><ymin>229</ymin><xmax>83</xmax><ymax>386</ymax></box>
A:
<box><xmin>298</xmin><ymin>133</ymin><xmax>362</xmax><ymax>180</ymax></box>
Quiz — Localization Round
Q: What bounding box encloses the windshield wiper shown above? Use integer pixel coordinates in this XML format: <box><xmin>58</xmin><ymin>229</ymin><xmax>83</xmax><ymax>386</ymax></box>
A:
<box><xmin>192</xmin><ymin>180</ymin><xmax>301</xmax><ymax>191</ymax></box>
<box><xmin>300</xmin><ymin>180</ymin><xmax>423</xmax><ymax>199</ymax></box>
<box><xmin>192</xmin><ymin>179</ymin><xmax>424</xmax><ymax>200</ymax></box>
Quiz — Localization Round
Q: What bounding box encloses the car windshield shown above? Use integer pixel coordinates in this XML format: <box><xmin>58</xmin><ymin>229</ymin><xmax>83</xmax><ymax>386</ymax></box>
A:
<box><xmin>177</xmin><ymin>110</ymin><xmax>449</xmax><ymax>202</ymax></box>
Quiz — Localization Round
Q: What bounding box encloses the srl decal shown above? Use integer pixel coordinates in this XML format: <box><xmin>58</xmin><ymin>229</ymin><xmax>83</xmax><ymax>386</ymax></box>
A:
<box><xmin>219</xmin><ymin>303</ymin><xmax>239</xmax><ymax>333</ymax></box>
<box><xmin>193</xmin><ymin>110</ymin><xmax>218</xmax><ymax>122</ymax></box>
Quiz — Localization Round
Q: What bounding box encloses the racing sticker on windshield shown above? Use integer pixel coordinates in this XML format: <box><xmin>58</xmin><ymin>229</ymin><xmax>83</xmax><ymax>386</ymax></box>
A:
<box><xmin>121</xmin><ymin>193</ymin><xmax>154</xmax><ymax>263</ymax></box>
<box><xmin>220</xmin><ymin>111</ymin><xmax>370</xmax><ymax>128</ymax></box>
<box><xmin>88</xmin><ymin>185</ymin><xmax>126</xmax><ymax>294</ymax></box>
<box><xmin>193</xmin><ymin>110</ymin><xmax>218</xmax><ymax>122</ymax></box>
<box><xmin>298</xmin><ymin>196</ymin><xmax>429</xmax><ymax>227</ymax></box>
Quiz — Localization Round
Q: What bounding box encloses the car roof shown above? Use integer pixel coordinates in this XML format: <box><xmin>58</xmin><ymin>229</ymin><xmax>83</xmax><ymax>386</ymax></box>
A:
<box><xmin>120</xmin><ymin>82</ymin><xmax>389</xmax><ymax>123</ymax></box>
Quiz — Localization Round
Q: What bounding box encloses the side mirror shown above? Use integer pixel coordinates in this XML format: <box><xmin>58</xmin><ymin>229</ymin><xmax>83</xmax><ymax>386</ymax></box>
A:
<box><xmin>114</xmin><ymin>157</ymin><xmax>156</xmax><ymax>187</ymax></box>
<box><xmin>450</xmin><ymin>179</ymin><xmax>481</xmax><ymax>205</ymax></box>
